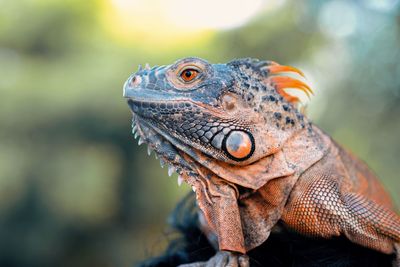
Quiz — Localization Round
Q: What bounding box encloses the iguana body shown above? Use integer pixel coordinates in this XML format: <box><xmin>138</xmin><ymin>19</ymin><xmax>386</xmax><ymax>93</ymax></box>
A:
<box><xmin>123</xmin><ymin>57</ymin><xmax>400</xmax><ymax>266</ymax></box>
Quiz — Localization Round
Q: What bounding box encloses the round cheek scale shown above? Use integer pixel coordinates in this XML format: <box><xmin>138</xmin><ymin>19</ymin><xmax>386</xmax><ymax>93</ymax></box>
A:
<box><xmin>224</xmin><ymin>131</ymin><xmax>254</xmax><ymax>161</ymax></box>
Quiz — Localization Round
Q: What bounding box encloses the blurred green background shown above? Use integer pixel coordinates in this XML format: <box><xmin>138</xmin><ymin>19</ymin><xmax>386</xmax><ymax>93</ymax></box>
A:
<box><xmin>0</xmin><ymin>0</ymin><xmax>399</xmax><ymax>266</ymax></box>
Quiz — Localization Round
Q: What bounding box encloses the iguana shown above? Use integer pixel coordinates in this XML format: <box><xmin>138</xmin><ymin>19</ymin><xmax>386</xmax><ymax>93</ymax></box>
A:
<box><xmin>123</xmin><ymin>57</ymin><xmax>400</xmax><ymax>267</ymax></box>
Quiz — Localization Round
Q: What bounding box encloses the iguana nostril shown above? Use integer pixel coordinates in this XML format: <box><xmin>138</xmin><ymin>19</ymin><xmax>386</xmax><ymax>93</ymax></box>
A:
<box><xmin>129</xmin><ymin>75</ymin><xmax>141</xmax><ymax>87</ymax></box>
<box><xmin>224</xmin><ymin>131</ymin><xmax>254</xmax><ymax>160</ymax></box>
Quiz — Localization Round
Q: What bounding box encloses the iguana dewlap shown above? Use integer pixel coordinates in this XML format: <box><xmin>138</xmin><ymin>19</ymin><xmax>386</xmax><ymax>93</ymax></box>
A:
<box><xmin>123</xmin><ymin>57</ymin><xmax>400</xmax><ymax>267</ymax></box>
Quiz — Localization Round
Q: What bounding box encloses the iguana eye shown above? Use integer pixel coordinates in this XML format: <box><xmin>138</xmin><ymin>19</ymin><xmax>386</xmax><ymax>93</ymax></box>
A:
<box><xmin>180</xmin><ymin>68</ymin><xmax>199</xmax><ymax>82</ymax></box>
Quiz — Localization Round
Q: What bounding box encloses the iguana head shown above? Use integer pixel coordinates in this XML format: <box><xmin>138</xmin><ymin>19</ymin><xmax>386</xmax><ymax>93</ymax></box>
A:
<box><xmin>123</xmin><ymin>57</ymin><xmax>311</xmax><ymax>186</ymax></box>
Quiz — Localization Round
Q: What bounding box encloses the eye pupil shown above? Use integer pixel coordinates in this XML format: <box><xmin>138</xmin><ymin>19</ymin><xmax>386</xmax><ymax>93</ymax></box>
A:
<box><xmin>180</xmin><ymin>68</ymin><xmax>198</xmax><ymax>82</ymax></box>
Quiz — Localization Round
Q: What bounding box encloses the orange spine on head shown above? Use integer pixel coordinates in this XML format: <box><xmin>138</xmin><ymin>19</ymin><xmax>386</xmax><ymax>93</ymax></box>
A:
<box><xmin>266</xmin><ymin>65</ymin><xmax>305</xmax><ymax>78</ymax></box>
<box><xmin>264</xmin><ymin>65</ymin><xmax>313</xmax><ymax>104</ymax></box>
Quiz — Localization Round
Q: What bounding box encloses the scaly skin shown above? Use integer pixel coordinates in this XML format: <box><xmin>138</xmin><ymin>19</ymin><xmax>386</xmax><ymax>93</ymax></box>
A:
<box><xmin>123</xmin><ymin>57</ymin><xmax>400</xmax><ymax>266</ymax></box>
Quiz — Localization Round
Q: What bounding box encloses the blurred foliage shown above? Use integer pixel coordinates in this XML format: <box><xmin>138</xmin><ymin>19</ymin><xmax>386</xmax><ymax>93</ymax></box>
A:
<box><xmin>0</xmin><ymin>0</ymin><xmax>399</xmax><ymax>266</ymax></box>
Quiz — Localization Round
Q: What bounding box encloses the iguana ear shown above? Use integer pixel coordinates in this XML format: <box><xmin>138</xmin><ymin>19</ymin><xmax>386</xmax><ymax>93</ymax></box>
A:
<box><xmin>261</xmin><ymin>63</ymin><xmax>313</xmax><ymax>104</ymax></box>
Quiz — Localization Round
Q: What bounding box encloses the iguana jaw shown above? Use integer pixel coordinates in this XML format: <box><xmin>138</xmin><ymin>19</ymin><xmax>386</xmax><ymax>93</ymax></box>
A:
<box><xmin>130</xmin><ymin>113</ymin><xmax>221</xmax><ymax>189</ymax></box>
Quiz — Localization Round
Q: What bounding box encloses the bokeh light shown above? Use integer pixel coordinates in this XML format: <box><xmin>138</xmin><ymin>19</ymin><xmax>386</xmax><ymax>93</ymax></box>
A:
<box><xmin>318</xmin><ymin>1</ymin><xmax>358</xmax><ymax>39</ymax></box>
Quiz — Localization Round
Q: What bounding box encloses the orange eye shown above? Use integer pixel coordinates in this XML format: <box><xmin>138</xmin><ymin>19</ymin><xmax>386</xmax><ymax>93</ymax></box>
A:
<box><xmin>180</xmin><ymin>68</ymin><xmax>199</xmax><ymax>82</ymax></box>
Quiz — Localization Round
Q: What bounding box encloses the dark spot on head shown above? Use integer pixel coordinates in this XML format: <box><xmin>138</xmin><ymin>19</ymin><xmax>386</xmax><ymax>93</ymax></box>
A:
<box><xmin>246</xmin><ymin>92</ymin><xmax>254</xmax><ymax>102</ymax></box>
<box><xmin>274</xmin><ymin>112</ymin><xmax>282</xmax><ymax>120</ymax></box>
<box><xmin>296</xmin><ymin>113</ymin><xmax>304</xmax><ymax>121</ymax></box>
<box><xmin>262</xmin><ymin>95</ymin><xmax>277</xmax><ymax>102</ymax></box>
<box><xmin>285</xmin><ymin>117</ymin><xmax>291</xmax><ymax>124</ymax></box>
<box><xmin>282</xmin><ymin>104</ymin><xmax>290</xmax><ymax>111</ymax></box>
